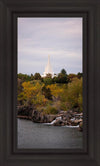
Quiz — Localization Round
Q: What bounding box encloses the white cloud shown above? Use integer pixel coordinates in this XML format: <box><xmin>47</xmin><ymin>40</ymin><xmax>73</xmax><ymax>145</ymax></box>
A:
<box><xmin>18</xmin><ymin>18</ymin><xmax>82</xmax><ymax>74</ymax></box>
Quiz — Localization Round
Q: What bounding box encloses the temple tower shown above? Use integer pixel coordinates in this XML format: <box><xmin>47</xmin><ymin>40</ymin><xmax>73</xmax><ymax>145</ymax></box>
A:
<box><xmin>42</xmin><ymin>55</ymin><xmax>54</xmax><ymax>77</ymax></box>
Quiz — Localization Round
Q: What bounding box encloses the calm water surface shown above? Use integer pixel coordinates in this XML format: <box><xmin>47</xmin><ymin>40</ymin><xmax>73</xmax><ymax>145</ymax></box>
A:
<box><xmin>17</xmin><ymin>118</ymin><xmax>83</xmax><ymax>149</ymax></box>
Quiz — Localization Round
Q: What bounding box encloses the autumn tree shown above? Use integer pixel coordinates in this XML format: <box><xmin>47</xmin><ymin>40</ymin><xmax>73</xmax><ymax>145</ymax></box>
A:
<box><xmin>47</xmin><ymin>84</ymin><xmax>63</xmax><ymax>100</ymax></box>
<box><xmin>66</xmin><ymin>77</ymin><xmax>83</xmax><ymax>112</ymax></box>
<box><xmin>18</xmin><ymin>81</ymin><xmax>47</xmax><ymax>106</ymax></box>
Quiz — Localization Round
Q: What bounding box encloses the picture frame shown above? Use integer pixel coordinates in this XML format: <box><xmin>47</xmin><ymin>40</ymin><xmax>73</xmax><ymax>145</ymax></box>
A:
<box><xmin>0</xmin><ymin>0</ymin><xmax>100</xmax><ymax>166</ymax></box>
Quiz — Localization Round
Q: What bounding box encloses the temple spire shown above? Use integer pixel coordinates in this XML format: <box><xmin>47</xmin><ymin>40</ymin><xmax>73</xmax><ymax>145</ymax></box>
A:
<box><xmin>42</xmin><ymin>55</ymin><xmax>54</xmax><ymax>77</ymax></box>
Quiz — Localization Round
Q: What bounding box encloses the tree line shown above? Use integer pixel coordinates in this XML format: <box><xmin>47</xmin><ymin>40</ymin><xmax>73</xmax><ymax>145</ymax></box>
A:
<box><xmin>18</xmin><ymin>69</ymin><xmax>82</xmax><ymax>84</ymax></box>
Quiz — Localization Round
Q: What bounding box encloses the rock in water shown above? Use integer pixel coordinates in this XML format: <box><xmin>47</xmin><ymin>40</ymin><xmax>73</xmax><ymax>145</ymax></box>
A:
<box><xmin>53</xmin><ymin>119</ymin><xmax>63</xmax><ymax>126</ymax></box>
<box><xmin>79</xmin><ymin>121</ymin><xmax>83</xmax><ymax>131</ymax></box>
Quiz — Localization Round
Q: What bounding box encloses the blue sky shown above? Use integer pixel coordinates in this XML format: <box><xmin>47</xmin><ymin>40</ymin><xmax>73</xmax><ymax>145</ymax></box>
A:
<box><xmin>18</xmin><ymin>17</ymin><xmax>82</xmax><ymax>75</ymax></box>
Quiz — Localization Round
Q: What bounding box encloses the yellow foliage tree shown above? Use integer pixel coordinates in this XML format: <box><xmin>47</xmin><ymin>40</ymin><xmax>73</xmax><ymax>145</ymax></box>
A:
<box><xmin>66</xmin><ymin>78</ymin><xmax>83</xmax><ymax>111</ymax></box>
<box><xmin>47</xmin><ymin>84</ymin><xmax>63</xmax><ymax>100</ymax></box>
<box><xmin>18</xmin><ymin>77</ymin><xmax>83</xmax><ymax>112</ymax></box>
<box><xmin>18</xmin><ymin>81</ymin><xmax>47</xmax><ymax>106</ymax></box>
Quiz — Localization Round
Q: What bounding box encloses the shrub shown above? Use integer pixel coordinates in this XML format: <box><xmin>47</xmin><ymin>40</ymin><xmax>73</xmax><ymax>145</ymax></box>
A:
<box><xmin>43</xmin><ymin>106</ymin><xmax>58</xmax><ymax>115</ymax></box>
<box><xmin>43</xmin><ymin>77</ymin><xmax>53</xmax><ymax>85</ymax></box>
<box><xmin>60</xmin><ymin>102</ymin><xmax>67</xmax><ymax>111</ymax></box>
<box><xmin>53</xmin><ymin>101</ymin><xmax>61</xmax><ymax>111</ymax></box>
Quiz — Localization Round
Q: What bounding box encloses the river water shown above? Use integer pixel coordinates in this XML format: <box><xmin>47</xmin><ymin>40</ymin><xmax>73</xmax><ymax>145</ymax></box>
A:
<box><xmin>17</xmin><ymin>118</ymin><xmax>83</xmax><ymax>149</ymax></box>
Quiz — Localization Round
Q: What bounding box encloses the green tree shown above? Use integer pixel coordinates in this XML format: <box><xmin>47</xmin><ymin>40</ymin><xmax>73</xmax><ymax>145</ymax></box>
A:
<box><xmin>57</xmin><ymin>73</ymin><xmax>67</xmax><ymax>83</ymax></box>
<box><xmin>43</xmin><ymin>77</ymin><xmax>53</xmax><ymax>85</ymax></box>
<box><xmin>67</xmin><ymin>73</ymin><xmax>77</xmax><ymax>83</ymax></box>
<box><xmin>46</xmin><ymin>73</ymin><xmax>52</xmax><ymax>78</ymax></box>
<box><xmin>31</xmin><ymin>74</ymin><xmax>34</xmax><ymax>80</ymax></box>
<box><xmin>52</xmin><ymin>76</ymin><xmax>58</xmax><ymax>83</ymax></box>
<box><xmin>34</xmin><ymin>73</ymin><xmax>41</xmax><ymax>80</ymax></box>
<box><xmin>18</xmin><ymin>73</ymin><xmax>31</xmax><ymax>82</ymax></box>
<box><xmin>54</xmin><ymin>69</ymin><xmax>68</xmax><ymax>83</ymax></box>
<box><xmin>42</xmin><ymin>86</ymin><xmax>52</xmax><ymax>100</ymax></box>
<box><xmin>61</xmin><ymin>69</ymin><xmax>67</xmax><ymax>75</ymax></box>
<box><xmin>77</xmin><ymin>72</ymin><xmax>83</xmax><ymax>79</ymax></box>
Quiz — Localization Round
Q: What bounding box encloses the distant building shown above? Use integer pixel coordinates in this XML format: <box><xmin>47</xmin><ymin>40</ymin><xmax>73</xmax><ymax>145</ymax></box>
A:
<box><xmin>42</xmin><ymin>55</ymin><xmax>54</xmax><ymax>78</ymax></box>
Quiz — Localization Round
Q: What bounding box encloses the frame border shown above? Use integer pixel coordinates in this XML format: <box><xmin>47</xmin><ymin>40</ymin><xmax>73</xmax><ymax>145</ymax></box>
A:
<box><xmin>14</xmin><ymin>12</ymin><xmax>87</xmax><ymax>155</ymax></box>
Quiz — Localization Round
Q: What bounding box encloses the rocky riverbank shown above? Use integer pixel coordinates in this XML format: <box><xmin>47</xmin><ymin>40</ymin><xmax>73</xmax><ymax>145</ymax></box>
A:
<box><xmin>17</xmin><ymin>106</ymin><xmax>83</xmax><ymax>131</ymax></box>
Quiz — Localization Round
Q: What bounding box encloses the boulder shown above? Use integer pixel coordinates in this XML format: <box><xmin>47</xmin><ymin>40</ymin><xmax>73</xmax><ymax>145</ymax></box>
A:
<box><xmin>70</xmin><ymin>118</ymin><xmax>82</xmax><ymax>126</ymax></box>
<box><xmin>17</xmin><ymin>105</ymin><xmax>33</xmax><ymax>117</ymax></box>
<box><xmin>32</xmin><ymin>110</ymin><xmax>56</xmax><ymax>123</ymax></box>
<box><xmin>53</xmin><ymin>119</ymin><xmax>63</xmax><ymax>126</ymax></box>
<box><xmin>79</xmin><ymin>121</ymin><xmax>83</xmax><ymax>131</ymax></box>
<box><xmin>66</xmin><ymin>114</ymin><xmax>72</xmax><ymax>121</ymax></box>
<box><xmin>32</xmin><ymin>110</ymin><xmax>42</xmax><ymax>122</ymax></box>
<box><xmin>47</xmin><ymin>115</ymin><xmax>56</xmax><ymax>123</ymax></box>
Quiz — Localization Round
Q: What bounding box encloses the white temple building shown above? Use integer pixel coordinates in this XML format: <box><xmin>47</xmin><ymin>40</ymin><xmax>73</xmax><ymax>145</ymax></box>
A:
<box><xmin>42</xmin><ymin>55</ymin><xmax>54</xmax><ymax>77</ymax></box>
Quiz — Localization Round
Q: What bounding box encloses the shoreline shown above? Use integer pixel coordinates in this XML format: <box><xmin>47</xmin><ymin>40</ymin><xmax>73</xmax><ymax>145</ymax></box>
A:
<box><xmin>17</xmin><ymin>110</ymin><xmax>83</xmax><ymax>131</ymax></box>
<box><xmin>17</xmin><ymin>117</ymin><xmax>80</xmax><ymax>129</ymax></box>
<box><xmin>17</xmin><ymin>115</ymin><xmax>32</xmax><ymax>120</ymax></box>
